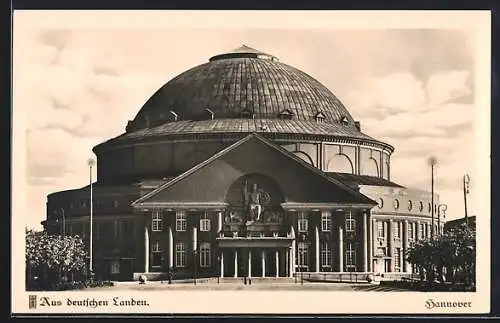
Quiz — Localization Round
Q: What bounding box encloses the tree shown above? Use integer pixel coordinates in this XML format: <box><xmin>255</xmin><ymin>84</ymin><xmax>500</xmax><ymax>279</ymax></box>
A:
<box><xmin>406</xmin><ymin>222</ymin><xmax>475</xmax><ymax>287</ymax></box>
<box><xmin>26</xmin><ymin>229</ymin><xmax>88</xmax><ymax>287</ymax></box>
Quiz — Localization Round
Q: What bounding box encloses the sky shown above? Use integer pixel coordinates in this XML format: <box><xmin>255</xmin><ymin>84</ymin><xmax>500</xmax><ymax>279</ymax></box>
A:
<box><xmin>13</xmin><ymin>12</ymin><xmax>486</xmax><ymax>230</ymax></box>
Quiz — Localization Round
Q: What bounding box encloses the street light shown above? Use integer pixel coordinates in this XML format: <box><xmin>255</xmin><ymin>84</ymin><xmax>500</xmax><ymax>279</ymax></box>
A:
<box><xmin>193</xmin><ymin>250</ymin><xmax>198</xmax><ymax>285</ymax></box>
<box><xmin>87</xmin><ymin>158</ymin><xmax>95</xmax><ymax>279</ymax></box>
<box><xmin>437</xmin><ymin>204</ymin><xmax>448</xmax><ymax>235</ymax></box>
<box><xmin>428</xmin><ymin>156</ymin><xmax>437</xmax><ymax>239</ymax></box>
<box><xmin>463</xmin><ymin>174</ymin><xmax>471</xmax><ymax>226</ymax></box>
<box><xmin>217</xmin><ymin>254</ymin><xmax>221</xmax><ymax>284</ymax></box>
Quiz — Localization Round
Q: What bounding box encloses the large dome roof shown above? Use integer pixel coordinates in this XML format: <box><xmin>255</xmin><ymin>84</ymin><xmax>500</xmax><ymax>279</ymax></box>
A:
<box><xmin>128</xmin><ymin>45</ymin><xmax>358</xmax><ymax>132</ymax></box>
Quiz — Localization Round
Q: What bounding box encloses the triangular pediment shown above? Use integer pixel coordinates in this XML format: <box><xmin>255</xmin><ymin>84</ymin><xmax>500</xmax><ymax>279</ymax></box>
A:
<box><xmin>132</xmin><ymin>133</ymin><xmax>376</xmax><ymax>209</ymax></box>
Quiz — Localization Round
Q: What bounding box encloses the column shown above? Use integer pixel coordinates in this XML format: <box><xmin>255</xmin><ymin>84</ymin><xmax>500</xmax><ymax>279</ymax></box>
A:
<box><xmin>193</xmin><ymin>226</ymin><xmax>198</xmax><ymax>252</ymax></box>
<box><xmin>290</xmin><ymin>226</ymin><xmax>296</xmax><ymax>276</ymax></box>
<box><xmin>417</xmin><ymin>220</ymin><xmax>421</xmax><ymax>240</ymax></box>
<box><xmin>372</xmin><ymin>218</ymin><xmax>376</xmax><ymax>258</ymax></box>
<box><xmin>289</xmin><ymin>247</ymin><xmax>294</xmax><ymax>277</ymax></box>
<box><xmin>220</xmin><ymin>251</ymin><xmax>224</xmax><ymax>278</ymax></box>
<box><xmin>403</xmin><ymin>220</ymin><xmax>409</xmax><ymax>272</ymax></box>
<box><xmin>285</xmin><ymin>249</ymin><xmax>289</xmax><ymax>277</ymax></box>
<box><xmin>388</xmin><ymin>219</ymin><xmax>393</xmax><ymax>272</ymax></box>
<box><xmin>338</xmin><ymin>226</ymin><xmax>344</xmax><ymax>272</ymax></box>
<box><xmin>248</xmin><ymin>249</ymin><xmax>252</xmax><ymax>278</ymax></box>
<box><xmin>217</xmin><ymin>211</ymin><xmax>223</xmax><ymax>234</ymax></box>
<box><xmin>144</xmin><ymin>219</ymin><xmax>149</xmax><ymax>273</ymax></box>
<box><xmin>363</xmin><ymin>212</ymin><xmax>368</xmax><ymax>272</ymax></box>
<box><xmin>275</xmin><ymin>250</ymin><xmax>279</xmax><ymax>277</ymax></box>
<box><xmin>168</xmin><ymin>227</ymin><xmax>173</xmax><ymax>268</ymax></box>
<box><xmin>261</xmin><ymin>250</ymin><xmax>266</xmax><ymax>277</ymax></box>
<box><xmin>234</xmin><ymin>249</ymin><xmax>238</xmax><ymax>278</ymax></box>
<box><xmin>368</xmin><ymin>215</ymin><xmax>373</xmax><ymax>272</ymax></box>
<box><xmin>315</xmin><ymin>226</ymin><xmax>320</xmax><ymax>272</ymax></box>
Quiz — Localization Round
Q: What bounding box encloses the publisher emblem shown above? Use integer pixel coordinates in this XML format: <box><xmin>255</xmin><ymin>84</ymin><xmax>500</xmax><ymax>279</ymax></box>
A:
<box><xmin>29</xmin><ymin>295</ymin><xmax>37</xmax><ymax>309</ymax></box>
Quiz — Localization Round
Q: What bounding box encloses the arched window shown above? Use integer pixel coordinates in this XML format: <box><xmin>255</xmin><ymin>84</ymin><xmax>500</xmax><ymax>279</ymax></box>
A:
<box><xmin>327</xmin><ymin>154</ymin><xmax>354</xmax><ymax>174</ymax></box>
<box><xmin>364</xmin><ymin>157</ymin><xmax>379</xmax><ymax>177</ymax></box>
<box><xmin>294</xmin><ymin>151</ymin><xmax>314</xmax><ymax>165</ymax></box>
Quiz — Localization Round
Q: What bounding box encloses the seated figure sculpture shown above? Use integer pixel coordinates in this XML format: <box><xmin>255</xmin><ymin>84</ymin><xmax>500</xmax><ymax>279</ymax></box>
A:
<box><xmin>244</xmin><ymin>180</ymin><xmax>263</xmax><ymax>225</ymax></box>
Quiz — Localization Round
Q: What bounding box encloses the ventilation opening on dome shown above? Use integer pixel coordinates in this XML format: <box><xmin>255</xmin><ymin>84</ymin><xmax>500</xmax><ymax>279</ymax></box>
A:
<box><xmin>204</xmin><ymin>108</ymin><xmax>215</xmax><ymax>120</ymax></box>
<box><xmin>241</xmin><ymin>109</ymin><xmax>255</xmax><ymax>119</ymax></box>
<box><xmin>340</xmin><ymin>116</ymin><xmax>349</xmax><ymax>125</ymax></box>
<box><xmin>355</xmin><ymin>121</ymin><xmax>361</xmax><ymax>131</ymax></box>
<box><xmin>125</xmin><ymin>120</ymin><xmax>134</xmax><ymax>132</ymax></box>
<box><xmin>278</xmin><ymin>109</ymin><xmax>294</xmax><ymax>120</ymax></box>
<box><xmin>169</xmin><ymin>110</ymin><xmax>179</xmax><ymax>122</ymax></box>
<box><xmin>314</xmin><ymin>112</ymin><xmax>326</xmax><ymax>123</ymax></box>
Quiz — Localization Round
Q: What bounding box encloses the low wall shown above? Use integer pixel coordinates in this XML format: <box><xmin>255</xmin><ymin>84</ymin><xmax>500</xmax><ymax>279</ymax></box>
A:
<box><xmin>296</xmin><ymin>272</ymin><xmax>418</xmax><ymax>283</ymax></box>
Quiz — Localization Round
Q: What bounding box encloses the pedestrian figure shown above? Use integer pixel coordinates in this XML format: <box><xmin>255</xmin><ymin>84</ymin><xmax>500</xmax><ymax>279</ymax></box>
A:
<box><xmin>244</xmin><ymin>276</ymin><xmax>247</xmax><ymax>285</ymax></box>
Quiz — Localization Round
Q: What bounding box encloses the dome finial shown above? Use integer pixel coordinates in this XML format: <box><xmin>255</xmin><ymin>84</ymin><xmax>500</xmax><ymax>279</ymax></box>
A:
<box><xmin>209</xmin><ymin>45</ymin><xmax>278</xmax><ymax>62</ymax></box>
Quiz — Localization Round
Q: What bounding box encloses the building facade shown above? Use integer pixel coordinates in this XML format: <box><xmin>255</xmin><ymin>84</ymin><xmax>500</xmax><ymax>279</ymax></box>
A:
<box><xmin>43</xmin><ymin>45</ymin><xmax>442</xmax><ymax>281</ymax></box>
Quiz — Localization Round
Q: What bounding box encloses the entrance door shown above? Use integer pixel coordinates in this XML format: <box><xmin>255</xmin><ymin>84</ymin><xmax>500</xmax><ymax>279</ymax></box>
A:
<box><xmin>384</xmin><ymin>259</ymin><xmax>391</xmax><ymax>272</ymax></box>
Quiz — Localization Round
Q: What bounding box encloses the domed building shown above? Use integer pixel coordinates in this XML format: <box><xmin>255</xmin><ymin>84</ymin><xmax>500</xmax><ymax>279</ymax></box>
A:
<box><xmin>44</xmin><ymin>45</ymin><xmax>442</xmax><ymax>281</ymax></box>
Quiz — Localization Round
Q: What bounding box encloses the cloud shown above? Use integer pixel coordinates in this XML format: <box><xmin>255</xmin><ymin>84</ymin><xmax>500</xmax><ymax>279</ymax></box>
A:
<box><xmin>14</xmin><ymin>27</ymin><xmax>477</xmax><ymax>230</ymax></box>
<box><xmin>426</xmin><ymin>70</ymin><xmax>473</xmax><ymax>106</ymax></box>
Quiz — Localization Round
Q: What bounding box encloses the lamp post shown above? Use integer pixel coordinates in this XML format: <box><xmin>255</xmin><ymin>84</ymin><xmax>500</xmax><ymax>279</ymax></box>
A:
<box><xmin>193</xmin><ymin>250</ymin><xmax>198</xmax><ymax>285</ymax></box>
<box><xmin>217</xmin><ymin>255</ymin><xmax>220</xmax><ymax>284</ymax></box>
<box><xmin>428</xmin><ymin>156</ymin><xmax>437</xmax><ymax>239</ymax></box>
<box><xmin>463</xmin><ymin>174</ymin><xmax>471</xmax><ymax>227</ymax></box>
<box><xmin>60</xmin><ymin>207</ymin><xmax>66</xmax><ymax>237</ymax></box>
<box><xmin>437</xmin><ymin>204</ymin><xmax>448</xmax><ymax>236</ymax></box>
<box><xmin>87</xmin><ymin>158</ymin><xmax>95</xmax><ymax>279</ymax></box>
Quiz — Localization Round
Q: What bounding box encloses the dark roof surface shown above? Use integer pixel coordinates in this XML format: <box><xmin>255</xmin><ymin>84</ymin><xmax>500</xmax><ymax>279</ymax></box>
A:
<box><xmin>111</xmin><ymin>119</ymin><xmax>382</xmax><ymax>144</ymax></box>
<box><xmin>129</xmin><ymin>46</ymin><xmax>359</xmax><ymax>131</ymax></box>
<box><xmin>326</xmin><ymin>172</ymin><xmax>404</xmax><ymax>188</ymax></box>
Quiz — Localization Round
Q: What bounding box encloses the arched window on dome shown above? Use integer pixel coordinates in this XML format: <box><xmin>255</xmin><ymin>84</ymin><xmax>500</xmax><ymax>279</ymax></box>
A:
<box><xmin>314</xmin><ymin>112</ymin><xmax>326</xmax><ymax>123</ymax></box>
<box><xmin>278</xmin><ymin>109</ymin><xmax>294</xmax><ymax>120</ymax></box>
<box><xmin>364</xmin><ymin>157</ymin><xmax>379</xmax><ymax>177</ymax></box>
<box><xmin>327</xmin><ymin>154</ymin><xmax>354</xmax><ymax>174</ymax></box>
<box><xmin>294</xmin><ymin>151</ymin><xmax>314</xmax><ymax>166</ymax></box>
<box><xmin>241</xmin><ymin>109</ymin><xmax>254</xmax><ymax>119</ymax></box>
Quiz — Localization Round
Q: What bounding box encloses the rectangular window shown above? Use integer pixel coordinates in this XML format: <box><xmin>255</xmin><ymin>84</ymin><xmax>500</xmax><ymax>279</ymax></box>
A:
<box><xmin>176</xmin><ymin>211</ymin><xmax>187</xmax><ymax>232</ymax></box>
<box><xmin>395</xmin><ymin>248</ymin><xmax>401</xmax><ymax>272</ymax></box>
<box><xmin>152</xmin><ymin>240</ymin><xmax>162</xmax><ymax>267</ymax></box>
<box><xmin>175</xmin><ymin>242</ymin><xmax>186</xmax><ymax>267</ymax></box>
<box><xmin>321</xmin><ymin>211</ymin><xmax>332</xmax><ymax>232</ymax></box>
<box><xmin>82</xmin><ymin>223</ymin><xmax>88</xmax><ymax>239</ymax></box>
<box><xmin>113</xmin><ymin>220</ymin><xmax>119</xmax><ymax>238</ymax></box>
<box><xmin>200</xmin><ymin>243</ymin><xmax>211</xmax><ymax>267</ymax></box>
<box><xmin>408</xmin><ymin>222</ymin><xmax>414</xmax><ymax>241</ymax></box>
<box><xmin>200</xmin><ymin>213</ymin><xmax>211</xmax><ymax>232</ymax></box>
<box><xmin>420</xmin><ymin>224</ymin><xmax>425</xmax><ymax>239</ymax></box>
<box><xmin>297</xmin><ymin>212</ymin><xmax>308</xmax><ymax>233</ymax></box>
<box><xmin>345</xmin><ymin>211</ymin><xmax>356</xmax><ymax>232</ymax></box>
<box><xmin>152</xmin><ymin>211</ymin><xmax>163</xmax><ymax>232</ymax></box>
<box><xmin>320</xmin><ymin>242</ymin><xmax>332</xmax><ymax>267</ymax></box>
<box><xmin>110</xmin><ymin>259</ymin><xmax>120</xmax><ymax>274</ymax></box>
<box><xmin>393</xmin><ymin>221</ymin><xmax>401</xmax><ymax>239</ymax></box>
<box><xmin>346</xmin><ymin>243</ymin><xmax>356</xmax><ymax>269</ymax></box>
<box><xmin>377</xmin><ymin>221</ymin><xmax>384</xmax><ymax>238</ymax></box>
<box><xmin>297</xmin><ymin>242</ymin><xmax>309</xmax><ymax>268</ymax></box>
